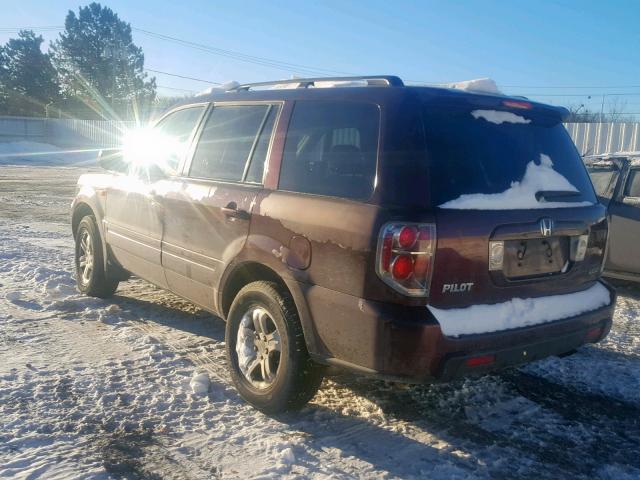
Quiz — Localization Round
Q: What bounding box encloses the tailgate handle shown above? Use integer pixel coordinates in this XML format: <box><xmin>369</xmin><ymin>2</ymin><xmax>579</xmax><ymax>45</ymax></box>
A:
<box><xmin>221</xmin><ymin>202</ymin><xmax>250</xmax><ymax>220</ymax></box>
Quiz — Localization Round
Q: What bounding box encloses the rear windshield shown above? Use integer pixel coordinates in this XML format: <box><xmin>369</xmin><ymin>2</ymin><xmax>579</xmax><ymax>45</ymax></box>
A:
<box><xmin>587</xmin><ymin>167</ymin><xmax>617</xmax><ymax>197</ymax></box>
<box><xmin>423</xmin><ymin>107</ymin><xmax>597</xmax><ymax>207</ymax></box>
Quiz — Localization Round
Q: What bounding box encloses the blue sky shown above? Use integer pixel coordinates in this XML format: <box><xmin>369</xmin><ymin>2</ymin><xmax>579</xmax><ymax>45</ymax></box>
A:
<box><xmin>2</xmin><ymin>0</ymin><xmax>639</xmax><ymax>114</ymax></box>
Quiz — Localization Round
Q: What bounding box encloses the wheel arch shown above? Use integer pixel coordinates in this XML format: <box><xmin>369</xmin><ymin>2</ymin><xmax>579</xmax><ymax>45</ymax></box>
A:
<box><xmin>71</xmin><ymin>202</ymin><xmax>95</xmax><ymax>239</ymax></box>
<box><xmin>219</xmin><ymin>261</ymin><xmax>325</xmax><ymax>358</ymax></box>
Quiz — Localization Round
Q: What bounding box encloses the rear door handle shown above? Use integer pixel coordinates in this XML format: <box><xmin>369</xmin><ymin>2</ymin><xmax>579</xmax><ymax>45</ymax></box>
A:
<box><xmin>221</xmin><ymin>202</ymin><xmax>250</xmax><ymax>220</ymax></box>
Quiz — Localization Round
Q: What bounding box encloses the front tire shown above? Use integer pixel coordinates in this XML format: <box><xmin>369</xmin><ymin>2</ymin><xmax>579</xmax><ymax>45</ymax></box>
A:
<box><xmin>225</xmin><ymin>281</ymin><xmax>324</xmax><ymax>413</ymax></box>
<box><xmin>75</xmin><ymin>215</ymin><xmax>118</xmax><ymax>298</ymax></box>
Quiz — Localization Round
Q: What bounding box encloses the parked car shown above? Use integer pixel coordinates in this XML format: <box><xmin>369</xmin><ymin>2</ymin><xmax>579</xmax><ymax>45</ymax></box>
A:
<box><xmin>72</xmin><ymin>75</ymin><xmax>615</xmax><ymax>413</ymax></box>
<box><xmin>585</xmin><ymin>153</ymin><xmax>640</xmax><ymax>282</ymax></box>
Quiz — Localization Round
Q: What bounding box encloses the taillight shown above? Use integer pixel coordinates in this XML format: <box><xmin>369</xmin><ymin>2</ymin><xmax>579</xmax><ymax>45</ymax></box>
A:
<box><xmin>376</xmin><ymin>222</ymin><xmax>436</xmax><ymax>297</ymax></box>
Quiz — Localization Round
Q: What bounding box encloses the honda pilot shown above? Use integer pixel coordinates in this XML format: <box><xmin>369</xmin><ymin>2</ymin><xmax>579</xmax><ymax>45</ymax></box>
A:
<box><xmin>71</xmin><ymin>75</ymin><xmax>616</xmax><ymax>413</ymax></box>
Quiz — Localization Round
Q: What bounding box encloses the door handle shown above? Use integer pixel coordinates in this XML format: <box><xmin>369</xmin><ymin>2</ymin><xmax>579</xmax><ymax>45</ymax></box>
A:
<box><xmin>221</xmin><ymin>202</ymin><xmax>250</xmax><ymax>220</ymax></box>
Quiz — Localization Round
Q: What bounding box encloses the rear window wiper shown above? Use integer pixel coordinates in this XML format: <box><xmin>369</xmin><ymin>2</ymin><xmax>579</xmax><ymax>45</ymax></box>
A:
<box><xmin>535</xmin><ymin>190</ymin><xmax>582</xmax><ymax>202</ymax></box>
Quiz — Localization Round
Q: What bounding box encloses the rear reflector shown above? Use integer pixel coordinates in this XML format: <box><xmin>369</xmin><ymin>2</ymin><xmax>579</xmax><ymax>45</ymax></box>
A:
<box><xmin>465</xmin><ymin>355</ymin><xmax>495</xmax><ymax>367</ymax></box>
<box><xmin>586</xmin><ymin>327</ymin><xmax>602</xmax><ymax>342</ymax></box>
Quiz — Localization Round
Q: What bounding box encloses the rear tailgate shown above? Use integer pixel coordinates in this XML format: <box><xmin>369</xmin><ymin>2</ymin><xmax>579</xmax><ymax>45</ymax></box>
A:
<box><xmin>418</xmin><ymin>93</ymin><xmax>606</xmax><ymax>309</ymax></box>
<box><xmin>430</xmin><ymin>205</ymin><xmax>607</xmax><ymax>309</ymax></box>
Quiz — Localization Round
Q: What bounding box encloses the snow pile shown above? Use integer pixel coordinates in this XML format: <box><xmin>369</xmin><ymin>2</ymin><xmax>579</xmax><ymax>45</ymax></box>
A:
<box><xmin>0</xmin><ymin>141</ymin><xmax>97</xmax><ymax>166</ymax></box>
<box><xmin>190</xmin><ymin>371</ymin><xmax>211</xmax><ymax>394</ymax></box>
<box><xmin>428</xmin><ymin>282</ymin><xmax>611</xmax><ymax>337</ymax></box>
<box><xmin>471</xmin><ymin>109</ymin><xmax>531</xmax><ymax>125</ymax></box>
<box><xmin>445</xmin><ymin>78</ymin><xmax>502</xmax><ymax>95</ymax></box>
<box><xmin>439</xmin><ymin>153</ymin><xmax>594</xmax><ymax>210</ymax></box>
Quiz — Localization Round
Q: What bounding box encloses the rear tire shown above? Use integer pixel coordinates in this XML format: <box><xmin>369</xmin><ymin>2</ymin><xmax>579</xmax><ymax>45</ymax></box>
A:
<box><xmin>225</xmin><ymin>281</ymin><xmax>324</xmax><ymax>413</ymax></box>
<box><xmin>74</xmin><ymin>215</ymin><xmax>119</xmax><ymax>298</ymax></box>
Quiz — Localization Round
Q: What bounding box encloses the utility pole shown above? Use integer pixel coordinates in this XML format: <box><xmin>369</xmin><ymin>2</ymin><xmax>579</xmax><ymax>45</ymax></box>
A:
<box><xmin>600</xmin><ymin>94</ymin><xmax>606</xmax><ymax>123</ymax></box>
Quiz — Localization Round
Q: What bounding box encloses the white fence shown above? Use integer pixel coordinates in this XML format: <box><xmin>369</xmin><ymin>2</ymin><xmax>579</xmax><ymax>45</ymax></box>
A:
<box><xmin>564</xmin><ymin>122</ymin><xmax>640</xmax><ymax>156</ymax></box>
<box><xmin>0</xmin><ymin>116</ymin><xmax>135</xmax><ymax>147</ymax></box>
<box><xmin>1</xmin><ymin>116</ymin><xmax>639</xmax><ymax>155</ymax></box>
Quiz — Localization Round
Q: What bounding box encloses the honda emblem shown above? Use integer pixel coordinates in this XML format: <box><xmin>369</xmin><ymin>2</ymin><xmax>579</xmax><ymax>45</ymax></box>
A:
<box><xmin>539</xmin><ymin>218</ymin><xmax>554</xmax><ymax>237</ymax></box>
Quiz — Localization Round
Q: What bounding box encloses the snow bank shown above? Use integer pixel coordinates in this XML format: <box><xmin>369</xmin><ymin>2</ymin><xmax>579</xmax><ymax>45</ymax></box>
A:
<box><xmin>446</xmin><ymin>78</ymin><xmax>502</xmax><ymax>95</ymax></box>
<box><xmin>0</xmin><ymin>141</ymin><xmax>97</xmax><ymax>166</ymax></box>
<box><xmin>471</xmin><ymin>109</ymin><xmax>531</xmax><ymax>125</ymax></box>
<box><xmin>428</xmin><ymin>282</ymin><xmax>611</xmax><ymax>337</ymax></box>
<box><xmin>439</xmin><ymin>153</ymin><xmax>594</xmax><ymax>210</ymax></box>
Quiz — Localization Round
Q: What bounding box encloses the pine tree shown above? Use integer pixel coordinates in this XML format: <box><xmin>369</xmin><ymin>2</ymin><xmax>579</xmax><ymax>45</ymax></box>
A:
<box><xmin>50</xmin><ymin>2</ymin><xmax>156</xmax><ymax>120</ymax></box>
<box><xmin>0</xmin><ymin>30</ymin><xmax>60</xmax><ymax>116</ymax></box>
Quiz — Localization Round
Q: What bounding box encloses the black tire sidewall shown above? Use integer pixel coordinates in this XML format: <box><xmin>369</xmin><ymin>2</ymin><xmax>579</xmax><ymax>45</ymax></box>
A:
<box><xmin>75</xmin><ymin>215</ymin><xmax>113</xmax><ymax>296</ymax></box>
<box><xmin>226</xmin><ymin>284</ymin><xmax>304</xmax><ymax>412</ymax></box>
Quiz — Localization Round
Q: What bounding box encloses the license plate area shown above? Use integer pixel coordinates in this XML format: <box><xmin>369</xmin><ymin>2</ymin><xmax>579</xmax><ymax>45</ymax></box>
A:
<box><xmin>503</xmin><ymin>237</ymin><xmax>569</xmax><ymax>279</ymax></box>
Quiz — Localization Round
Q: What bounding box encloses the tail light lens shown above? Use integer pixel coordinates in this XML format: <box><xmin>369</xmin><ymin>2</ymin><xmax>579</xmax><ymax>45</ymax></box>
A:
<box><xmin>376</xmin><ymin>222</ymin><xmax>436</xmax><ymax>297</ymax></box>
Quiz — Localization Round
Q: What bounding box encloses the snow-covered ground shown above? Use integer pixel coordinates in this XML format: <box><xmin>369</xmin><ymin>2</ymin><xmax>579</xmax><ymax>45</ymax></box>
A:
<box><xmin>1</xmin><ymin>165</ymin><xmax>640</xmax><ymax>479</ymax></box>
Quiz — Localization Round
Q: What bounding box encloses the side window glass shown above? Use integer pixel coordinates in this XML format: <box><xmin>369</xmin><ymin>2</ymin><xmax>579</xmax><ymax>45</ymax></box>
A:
<box><xmin>624</xmin><ymin>169</ymin><xmax>640</xmax><ymax>198</ymax></box>
<box><xmin>189</xmin><ymin>105</ymin><xmax>269</xmax><ymax>181</ymax></box>
<box><xmin>278</xmin><ymin>101</ymin><xmax>380</xmax><ymax>200</ymax></box>
<box><xmin>245</xmin><ymin>106</ymin><xmax>278</xmax><ymax>183</ymax></box>
<box><xmin>151</xmin><ymin>106</ymin><xmax>205</xmax><ymax>173</ymax></box>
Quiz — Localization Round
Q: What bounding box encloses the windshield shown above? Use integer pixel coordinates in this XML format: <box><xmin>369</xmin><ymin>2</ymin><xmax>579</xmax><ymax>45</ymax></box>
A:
<box><xmin>587</xmin><ymin>167</ymin><xmax>617</xmax><ymax>197</ymax></box>
<box><xmin>423</xmin><ymin>107</ymin><xmax>597</xmax><ymax>208</ymax></box>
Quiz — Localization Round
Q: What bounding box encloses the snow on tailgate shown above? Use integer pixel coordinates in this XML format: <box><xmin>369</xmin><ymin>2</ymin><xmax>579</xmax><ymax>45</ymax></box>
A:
<box><xmin>428</xmin><ymin>282</ymin><xmax>611</xmax><ymax>337</ymax></box>
<box><xmin>439</xmin><ymin>153</ymin><xmax>594</xmax><ymax>210</ymax></box>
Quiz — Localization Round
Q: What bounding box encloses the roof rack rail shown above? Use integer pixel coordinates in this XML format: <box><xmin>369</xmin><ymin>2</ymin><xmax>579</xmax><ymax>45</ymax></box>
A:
<box><xmin>233</xmin><ymin>75</ymin><xmax>404</xmax><ymax>91</ymax></box>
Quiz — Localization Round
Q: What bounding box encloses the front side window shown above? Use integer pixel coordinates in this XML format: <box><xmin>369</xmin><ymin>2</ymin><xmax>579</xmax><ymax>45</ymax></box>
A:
<box><xmin>624</xmin><ymin>169</ymin><xmax>640</xmax><ymax>198</ymax></box>
<box><xmin>278</xmin><ymin>101</ymin><xmax>380</xmax><ymax>200</ymax></box>
<box><xmin>189</xmin><ymin>104</ymin><xmax>273</xmax><ymax>182</ymax></box>
<box><xmin>152</xmin><ymin>106</ymin><xmax>205</xmax><ymax>172</ymax></box>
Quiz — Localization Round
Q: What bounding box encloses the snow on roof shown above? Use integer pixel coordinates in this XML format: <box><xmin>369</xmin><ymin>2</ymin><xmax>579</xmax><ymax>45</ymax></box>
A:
<box><xmin>471</xmin><ymin>109</ymin><xmax>531</xmax><ymax>125</ymax></box>
<box><xmin>439</xmin><ymin>153</ymin><xmax>594</xmax><ymax>210</ymax></box>
<box><xmin>444</xmin><ymin>78</ymin><xmax>502</xmax><ymax>95</ymax></box>
<box><xmin>196</xmin><ymin>81</ymin><xmax>240</xmax><ymax>96</ymax></box>
<box><xmin>429</xmin><ymin>282</ymin><xmax>611</xmax><ymax>337</ymax></box>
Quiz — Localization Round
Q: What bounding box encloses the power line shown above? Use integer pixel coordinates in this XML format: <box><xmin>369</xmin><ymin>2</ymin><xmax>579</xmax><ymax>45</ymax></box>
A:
<box><xmin>1</xmin><ymin>24</ymin><xmax>639</xmax><ymax>96</ymax></box>
<box><xmin>131</xmin><ymin>27</ymin><xmax>354</xmax><ymax>77</ymax></box>
<box><xmin>145</xmin><ymin>68</ymin><xmax>220</xmax><ymax>85</ymax></box>
<box><xmin>504</xmin><ymin>84</ymin><xmax>640</xmax><ymax>89</ymax></box>
<box><xmin>523</xmin><ymin>92</ymin><xmax>640</xmax><ymax>97</ymax></box>
<box><xmin>157</xmin><ymin>84</ymin><xmax>196</xmax><ymax>93</ymax></box>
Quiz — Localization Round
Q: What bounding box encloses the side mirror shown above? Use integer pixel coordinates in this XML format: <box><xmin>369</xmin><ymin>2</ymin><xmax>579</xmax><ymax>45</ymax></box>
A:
<box><xmin>98</xmin><ymin>148</ymin><xmax>126</xmax><ymax>173</ymax></box>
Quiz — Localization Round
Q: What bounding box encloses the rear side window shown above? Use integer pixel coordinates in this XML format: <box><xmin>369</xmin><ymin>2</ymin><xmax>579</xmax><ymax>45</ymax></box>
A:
<box><xmin>245</xmin><ymin>106</ymin><xmax>278</xmax><ymax>183</ymax></box>
<box><xmin>278</xmin><ymin>101</ymin><xmax>379</xmax><ymax>200</ymax></box>
<box><xmin>624</xmin><ymin>170</ymin><xmax>640</xmax><ymax>198</ymax></box>
<box><xmin>190</xmin><ymin>105</ymin><xmax>271</xmax><ymax>182</ymax></box>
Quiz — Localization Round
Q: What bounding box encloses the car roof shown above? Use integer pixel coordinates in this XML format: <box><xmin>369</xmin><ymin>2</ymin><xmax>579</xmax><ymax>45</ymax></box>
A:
<box><xmin>165</xmin><ymin>75</ymin><xmax>569</xmax><ymax>119</ymax></box>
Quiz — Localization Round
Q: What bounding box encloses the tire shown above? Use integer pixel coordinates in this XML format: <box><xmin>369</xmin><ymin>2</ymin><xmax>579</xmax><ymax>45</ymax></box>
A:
<box><xmin>74</xmin><ymin>215</ymin><xmax>119</xmax><ymax>298</ymax></box>
<box><xmin>225</xmin><ymin>281</ymin><xmax>324</xmax><ymax>413</ymax></box>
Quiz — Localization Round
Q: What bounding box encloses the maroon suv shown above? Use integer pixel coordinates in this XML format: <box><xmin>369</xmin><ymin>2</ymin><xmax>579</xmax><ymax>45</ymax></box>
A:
<box><xmin>72</xmin><ymin>76</ymin><xmax>616</xmax><ymax>412</ymax></box>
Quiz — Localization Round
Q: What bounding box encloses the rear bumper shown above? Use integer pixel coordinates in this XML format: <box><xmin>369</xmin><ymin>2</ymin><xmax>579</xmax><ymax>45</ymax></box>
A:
<box><xmin>304</xmin><ymin>280</ymin><xmax>616</xmax><ymax>382</ymax></box>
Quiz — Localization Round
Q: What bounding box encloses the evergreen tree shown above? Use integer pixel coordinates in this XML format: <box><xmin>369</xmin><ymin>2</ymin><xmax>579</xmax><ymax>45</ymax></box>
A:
<box><xmin>50</xmin><ymin>2</ymin><xmax>156</xmax><ymax>119</ymax></box>
<box><xmin>0</xmin><ymin>30</ymin><xmax>60</xmax><ymax>116</ymax></box>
